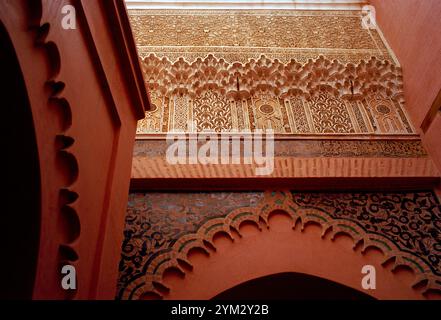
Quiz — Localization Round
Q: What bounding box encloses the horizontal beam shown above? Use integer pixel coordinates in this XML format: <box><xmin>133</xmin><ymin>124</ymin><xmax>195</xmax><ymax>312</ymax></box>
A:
<box><xmin>135</xmin><ymin>133</ymin><xmax>421</xmax><ymax>141</ymax></box>
<box><xmin>125</xmin><ymin>0</ymin><xmax>368</xmax><ymax>10</ymax></box>
<box><xmin>131</xmin><ymin>155</ymin><xmax>440</xmax><ymax>190</ymax></box>
<box><xmin>130</xmin><ymin>177</ymin><xmax>440</xmax><ymax>191</ymax></box>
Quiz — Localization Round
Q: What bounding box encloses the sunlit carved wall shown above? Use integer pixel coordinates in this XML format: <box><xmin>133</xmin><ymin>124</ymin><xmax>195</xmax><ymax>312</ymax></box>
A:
<box><xmin>120</xmin><ymin>7</ymin><xmax>441</xmax><ymax>300</ymax></box>
<box><xmin>129</xmin><ymin>9</ymin><xmax>414</xmax><ymax>135</ymax></box>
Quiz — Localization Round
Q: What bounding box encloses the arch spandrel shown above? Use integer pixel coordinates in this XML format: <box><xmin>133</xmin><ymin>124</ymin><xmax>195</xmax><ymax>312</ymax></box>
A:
<box><xmin>117</xmin><ymin>191</ymin><xmax>441</xmax><ymax>300</ymax></box>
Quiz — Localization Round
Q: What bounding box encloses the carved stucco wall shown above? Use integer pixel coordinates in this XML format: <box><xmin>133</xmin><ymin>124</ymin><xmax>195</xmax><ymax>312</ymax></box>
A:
<box><xmin>127</xmin><ymin>7</ymin><xmax>438</xmax><ymax>186</ymax></box>
<box><xmin>121</xmin><ymin>7</ymin><xmax>441</xmax><ymax>300</ymax></box>
<box><xmin>130</xmin><ymin>10</ymin><xmax>392</xmax><ymax>64</ymax></box>
<box><xmin>128</xmin><ymin>9</ymin><xmax>413</xmax><ymax>135</ymax></box>
<box><xmin>117</xmin><ymin>191</ymin><xmax>441</xmax><ymax>299</ymax></box>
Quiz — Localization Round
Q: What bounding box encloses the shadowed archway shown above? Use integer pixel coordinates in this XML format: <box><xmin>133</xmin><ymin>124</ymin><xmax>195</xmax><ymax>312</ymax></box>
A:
<box><xmin>0</xmin><ymin>21</ymin><xmax>41</xmax><ymax>299</ymax></box>
<box><xmin>145</xmin><ymin>212</ymin><xmax>432</xmax><ymax>300</ymax></box>
<box><xmin>212</xmin><ymin>272</ymin><xmax>375</xmax><ymax>300</ymax></box>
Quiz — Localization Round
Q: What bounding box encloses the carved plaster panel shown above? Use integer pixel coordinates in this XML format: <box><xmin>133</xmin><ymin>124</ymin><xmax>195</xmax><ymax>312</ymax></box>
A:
<box><xmin>117</xmin><ymin>191</ymin><xmax>441</xmax><ymax>299</ymax></box>
<box><xmin>136</xmin><ymin>55</ymin><xmax>412</xmax><ymax>134</ymax></box>
<box><xmin>129</xmin><ymin>9</ymin><xmax>412</xmax><ymax>135</ymax></box>
<box><xmin>129</xmin><ymin>10</ymin><xmax>391</xmax><ymax>64</ymax></box>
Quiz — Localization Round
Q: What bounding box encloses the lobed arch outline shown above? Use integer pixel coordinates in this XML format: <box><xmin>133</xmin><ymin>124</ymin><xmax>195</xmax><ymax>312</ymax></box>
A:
<box><xmin>121</xmin><ymin>191</ymin><xmax>441</xmax><ymax>300</ymax></box>
<box><xmin>1</xmin><ymin>0</ymin><xmax>81</xmax><ymax>299</ymax></box>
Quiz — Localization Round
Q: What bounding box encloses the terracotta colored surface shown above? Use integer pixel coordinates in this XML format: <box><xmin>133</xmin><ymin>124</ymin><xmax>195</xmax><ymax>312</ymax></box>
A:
<box><xmin>131</xmin><ymin>137</ymin><xmax>440</xmax><ymax>190</ymax></box>
<box><xmin>132</xmin><ymin>156</ymin><xmax>439</xmax><ymax>179</ymax></box>
<box><xmin>162</xmin><ymin>213</ymin><xmax>437</xmax><ymax>300</ymax></box>
<box><xmin>370</xmin><ymin>0</ymin><xmax>441</xmax><ymax>171</ymax></box>
<box><xmin>422</xmin><ymin>114</ymin><xmax>441</xmax><ymax>172</ymax></box>
<box><xmin>120</xmin><ymin>191</ymin><xmax>441</xmax><ymax>300</ymax></box>
<box><xmin>0</xmin><ymin>0</ymin><xmax>147</xmax><ymax>299</ymax></box>
<box><xmin>130</xmin><ymin>156</ymin><xmax>440</xmax><ymax>190</ymax></box>
<box><xmin>370</xmin><ymin>0</ymin><xmax>441</xmax><ymax>127</ymax></box>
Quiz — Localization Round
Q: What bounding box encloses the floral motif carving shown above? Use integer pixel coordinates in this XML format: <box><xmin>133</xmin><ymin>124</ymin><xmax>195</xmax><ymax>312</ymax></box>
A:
<box><xmin>136</xmin><ymin>55</ymin><xmax>412</xmax><ymax>134</ymax></box>
<box><xmin>307</xmin><ymin>92</ymin><xmax>355</xmax><ymax>133</ymax></box>
<box><xmin>193</xmin><ymin>91</ymin><xmax>232</xmax><ymax>132</ymax></box>
<box><xmin>141</xmin><ymin>55</ymin><xmax>403</xmax><ymax>101</ymax></box>
<box><xmin>129</xmin><ymin>10</ymin><xmax>392</xmax><ymax>64</ymax></box>
<box><xmin>130</xmin><ymin>9</ymin><xmax>412</xmax><ymax>135</ymax></box>
<box><xmin>137</xmin><ymin>91</ymin><xmax>163</xmax><ymax>133</ymax></box>
<box><xmin>133</xmin><ymin>140</ymin><xmax>428</xmax><ymax>158</ymax></box>
<box><xmin>117</xmin><ymin>191</ymin><xmax>441</xmax><ymax>299</ymax></box>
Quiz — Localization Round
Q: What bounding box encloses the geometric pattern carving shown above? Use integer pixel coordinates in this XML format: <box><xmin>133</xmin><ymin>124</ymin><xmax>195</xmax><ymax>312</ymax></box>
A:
<box><xmin>129</xmin><ymin>10</ymin><xmax>392</xmax><ymax>64</ymax></box>
<box><xmin>132</xmin><ymin>140</ymin><xmax>428</xmax><ymax>159</ymax></box>
<box><xmin>130</xmin><ymin>9</ymin><xmax>413</xmax><ymax>135</ymax></box>
<box><xmin>289</xmin><ymin>97</ymin><xmax>312</xmax><ymax>133</ymax></box>
<box><xmin>172</xmin><ymin>95</ymin><xmax>190</xmax><ymax>131</ymax></box>
<box><xmin>193</xmin><ymin>90</ymin><xmax>233</xmax><ymax>132</ymax></box>
<box><xmin>117</xmin><ymin>191</ymin><xmax>441</xmax><ymax>299</ymax></box>
<box><xmin>126</xmin><ymin>9</ymin><xmax>438</xmax><ymax>302</ymax></box>
<box><xmin>308</xmin><ymin>93</ymin><xmax>355</xmax><ymax>133</ymax></box>
<box><xmin>137</xmin><ymin>55</ymin><xmax>412</xmax><ymax>134</ymax></box>
<box><xmin>140</xmin><ymin>54</ymin><xmax>403</xmax><ymax>102</ymax></box>
<box><xmin>365</xmin><ymin>94</ymin><xmax>414</xmax><ymax>134</ymax></box>
<box><xmin>137</xmin><ymin>90</ymin><xmax>163</xmax><ymax>133</ymax></box>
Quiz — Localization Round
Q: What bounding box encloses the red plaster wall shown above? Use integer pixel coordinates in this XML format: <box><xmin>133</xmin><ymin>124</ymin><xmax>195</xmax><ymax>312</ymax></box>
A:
<box><xmin>425</xmin><ymin>115</ymin><xmax>441</xmax><ymax>174</ymax></box>
<box><xmin>369</xmin><ymin>0</ymin><xmax>441</xmax><ymax>170</ymax></box>
<box><xmin>0</xmin><ymin>0</ymin><xmax>147</xmax><ymax>299</ymax></box>
<box><xmin>159</xmin><ymin>213</ymin><xmax>439</xmax><ymax>300</ymax></box>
